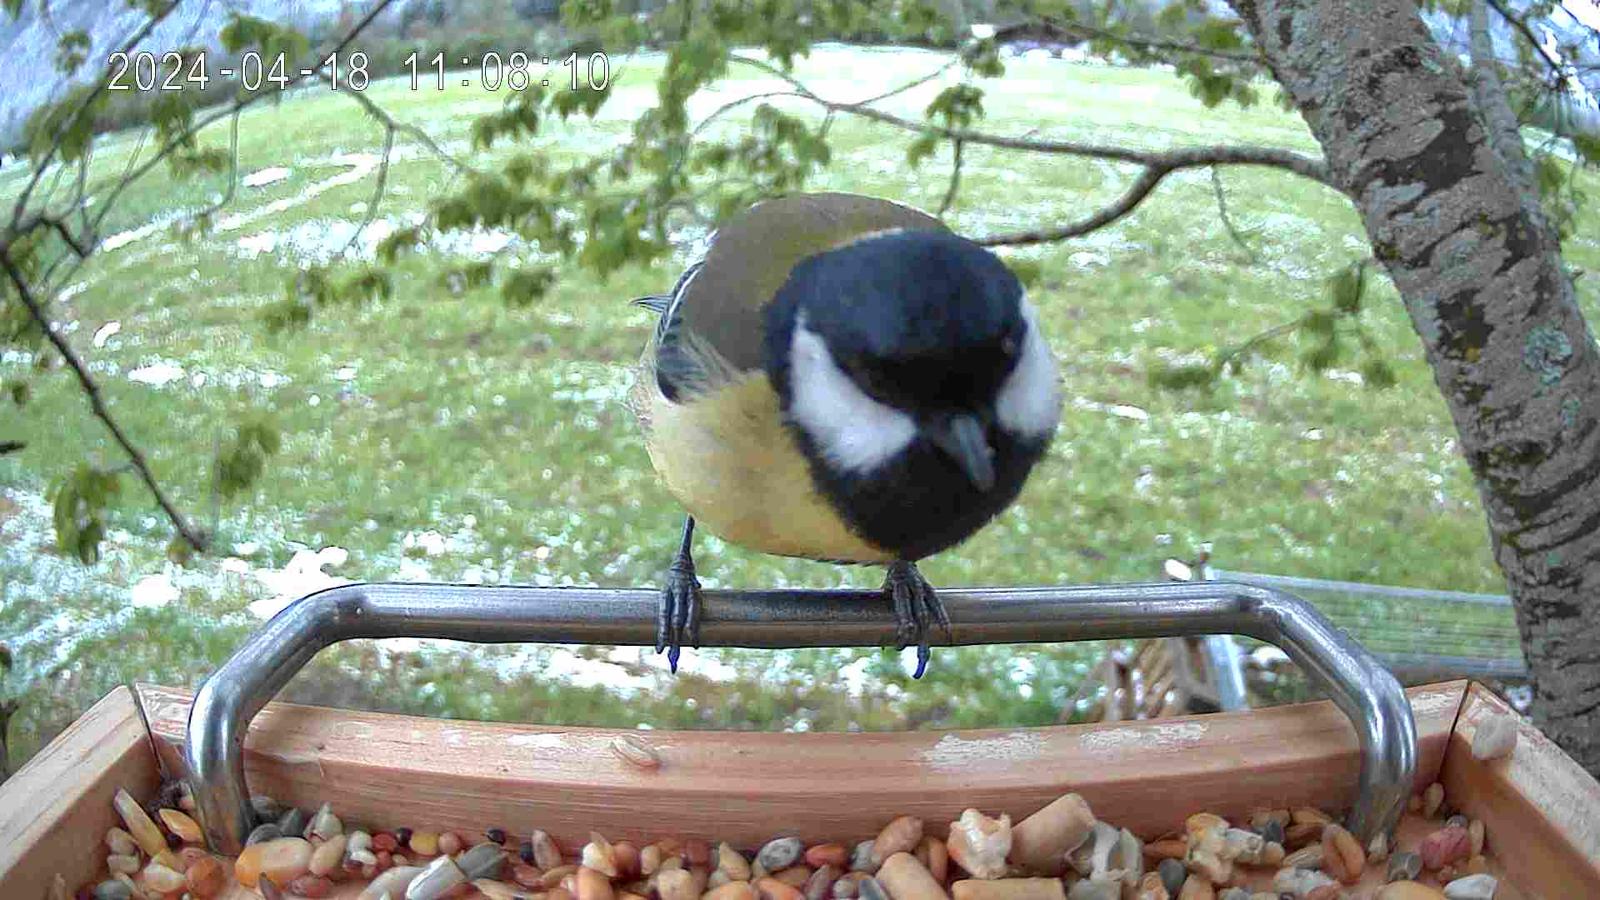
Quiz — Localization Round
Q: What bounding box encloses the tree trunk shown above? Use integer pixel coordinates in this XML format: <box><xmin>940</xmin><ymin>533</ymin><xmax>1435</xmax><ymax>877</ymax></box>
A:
<box><xmin>1229</xmin><ymin>0</ymin><xmax>1600</xmax><ymax>773</ymax></box>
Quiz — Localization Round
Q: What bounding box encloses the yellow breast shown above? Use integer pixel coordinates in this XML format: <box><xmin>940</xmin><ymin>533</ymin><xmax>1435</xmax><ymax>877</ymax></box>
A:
<box><xmin>631</xmin><ymin>367</ymin><xmax>895</xmax><ymax>565</ymax></box>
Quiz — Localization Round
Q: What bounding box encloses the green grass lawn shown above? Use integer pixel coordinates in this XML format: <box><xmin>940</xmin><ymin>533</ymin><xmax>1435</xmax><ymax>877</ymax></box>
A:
<box><xmin>3</xmin><ymin>46</ymin><xmax>1597</xmax><ymax>774</ymax></box>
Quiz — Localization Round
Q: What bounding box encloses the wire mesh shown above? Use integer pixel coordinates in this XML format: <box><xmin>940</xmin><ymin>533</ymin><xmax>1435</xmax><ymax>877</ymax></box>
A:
<box><xmin>1212</xmin><ymin>568</ymin><xmax>1525</xmax><ymax>678</ymax></box>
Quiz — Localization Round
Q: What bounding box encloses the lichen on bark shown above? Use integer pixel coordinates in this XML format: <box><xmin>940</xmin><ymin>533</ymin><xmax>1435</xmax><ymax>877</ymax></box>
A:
<box><xmin>1231</xmin><ymin>0</ymin><xmax>1600</xmax><ymax>774</ymax></box>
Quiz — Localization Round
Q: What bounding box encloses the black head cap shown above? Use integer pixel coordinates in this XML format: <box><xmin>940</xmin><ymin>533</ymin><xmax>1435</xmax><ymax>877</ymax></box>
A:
<box><xmin>764</xmin><ymin>228</ymin><xmax>1027</xmax><ymax>414</ymax></box>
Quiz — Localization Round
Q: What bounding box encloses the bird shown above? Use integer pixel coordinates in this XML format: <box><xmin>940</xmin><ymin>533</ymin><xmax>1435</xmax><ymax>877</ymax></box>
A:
<box><xmin>629</xmin><ymin>192</ymin><xmax>1062</xmax><ymax>677</ymax></box>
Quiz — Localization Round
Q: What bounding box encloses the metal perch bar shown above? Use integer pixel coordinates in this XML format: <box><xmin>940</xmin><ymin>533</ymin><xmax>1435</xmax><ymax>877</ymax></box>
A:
<box><xmin>181</xmin><ymin>580</ymin><xmax>1417</xmax><ymax>854</ymax></box>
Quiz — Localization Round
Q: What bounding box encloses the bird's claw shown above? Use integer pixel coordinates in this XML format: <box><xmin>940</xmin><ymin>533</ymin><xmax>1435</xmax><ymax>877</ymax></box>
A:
<box><xmin>656</xmin><ymin>557</ymin><xmax>702</xmax><ymax>673</ymax></box>
<box><xmin>883</xmin><ymin>562</ymin><xmax>951</xmax><ymax>679</ymax></box>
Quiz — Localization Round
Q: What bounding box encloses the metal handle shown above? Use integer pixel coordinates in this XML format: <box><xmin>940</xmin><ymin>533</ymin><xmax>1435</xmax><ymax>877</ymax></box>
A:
<box><xmin>182</xmin><ymin>581</ymin><xmax>1416</xmax><ymax>853</ymax></box>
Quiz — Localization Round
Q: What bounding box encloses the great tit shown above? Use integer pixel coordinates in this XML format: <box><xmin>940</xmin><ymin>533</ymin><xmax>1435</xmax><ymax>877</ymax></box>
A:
<box><xmin>630</xmin><ymin>192</ymin><xmax>1062</xmax><ymax>676</ymax></box>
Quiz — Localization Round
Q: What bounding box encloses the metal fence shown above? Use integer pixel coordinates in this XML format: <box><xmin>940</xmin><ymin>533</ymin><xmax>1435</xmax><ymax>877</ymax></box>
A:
<box><xmin>1207</xmin><ymin>567</ymin><xmax>1526</xmax><ymax>681</ymax></box>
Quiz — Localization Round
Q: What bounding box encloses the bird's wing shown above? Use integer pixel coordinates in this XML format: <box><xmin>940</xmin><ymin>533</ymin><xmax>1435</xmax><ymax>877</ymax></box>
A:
<box><xmin>642</xmin><ymin>259</ymin><xmax>722</xmax><ymax>402</ymax></box>
<box><xmin>671</xmin><ymin>193</ymin><xmax>947</xmax><ymax>382</ymax></box>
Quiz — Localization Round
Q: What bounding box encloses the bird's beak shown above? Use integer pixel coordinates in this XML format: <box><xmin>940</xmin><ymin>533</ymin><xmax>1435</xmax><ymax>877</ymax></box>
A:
<box><xmin>923</xmin><ymin>413</ymin><xmax>997</xmax><ymax>492</ymax></box>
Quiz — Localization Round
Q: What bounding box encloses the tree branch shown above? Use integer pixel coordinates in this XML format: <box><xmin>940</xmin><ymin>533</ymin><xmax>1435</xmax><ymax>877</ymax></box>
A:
<box><xmin>196</xmin><ymin>106</ymin><xmax>242</xmax><ymax>221</ymax></box>
<box><xmin>1472</xmin><ymin>0</ymin><xmax>1539</xmax><ymax>193</ymax></box>
<box><xmin>691</xmin><ymin>90</ymin><xmax>806</xmax><ymax>138</ymax></box>
<box><xmin>976</xmin><ymin>164</ymin><xmax>1170</xmax><ymax>246</ymax></box>
<box><xmin>0</xmin><ymin>250</ymin><xmax>208</xmax><ymax>551</ymax></box>
<box><xmin>938</xmin><ymin>138</ymin><xmax>965</xmax><ymax>216</ymax></box>
<box><xmin>1485</xmin><ymin>0</ymin><xmax>1568</xmax><ymax>88</ymax></box>
<box><xmin>1211</xmin><ymin>166</ymin><xmax>1257</xmax><ymax>261</ymax></box>
<box><xmin>1018</xmin><ymin>18</ymin><xmax>1262</xmax><ymax>64</ymax></box>
<box><xmin>341</xmin><ymin>123</ymin><xmax>395</xmax><ymax>259</ymax></box>
<box><xmin>10</xmin><ymin>0</ymin><xmax>180</xmax><ymax>224</ymax></box>
<box><xmin>0</xmin><ymin>697</ymin><xmax>14</xmax><ymax>783</ymax></box>
<box><xmin>722</xmin><ymin>52</ymin><xmax>1330</xmax><ymax>247</ymax></box>
<box><xmin>1214</xmin><ymin>313</ymin><xmax>1311</xmax><ymax>371</ymax></box>
<box><xmin>330</xmin><ymin>70</ymin><xmax>471</xmax><ymax>174</ymax></box>
<box><xmin>81</xmin><ymin>0</ymin><xmax>402</xmax><ymax>241</ymax></box>
<box><xmin>727</xmin><ymin>53</ymin><xmax>1334</xmax><ymax>186</ymax></box>
<box><xmin>848</xmin><ymin>57</ymin><xmax>961</xmax><ymax>106</ymax></box>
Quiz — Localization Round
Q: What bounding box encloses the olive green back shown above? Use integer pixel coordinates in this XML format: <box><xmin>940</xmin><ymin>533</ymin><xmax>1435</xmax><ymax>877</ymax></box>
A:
<box><xmin>682</xmin><ymin>192</ymin><xmax>946</xmax><ymax>372</ymax></box>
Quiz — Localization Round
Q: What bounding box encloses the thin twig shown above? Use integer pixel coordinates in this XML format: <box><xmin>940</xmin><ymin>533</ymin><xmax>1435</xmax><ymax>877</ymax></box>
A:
<box><xmin>1022</xmin><ymin>18</ymin><xmax>1262</xmax><ymax>64</ymax></box>
<box><xmin>11</xmin><ymin>1</ymin><xmax>181</xmax><ymax>223</ymax></box>
<box><xmin>939</xmin><ymin>138</ymin><xmax>964</xmax><ymax>216</ymax></box>
<box><xmin>0</xmin><ymin>698</ymin><xmax>15</xmax><ymax>782</ymax></box>
<box><xmin>727</xmin><ymin>53</ymin><xmax>1334</xmax><ymax>186</ymax></box>
<box><xmin>341</xmin><ymin>124</ymin><xmax>395</xmax><ymax>259</ymax></box>
<box><xmin>330</xmin><ymin>71</ymin><xmax>470</xmax><ymax>173</ymax></box>
<box><xmin>1210</xmin><ymin>166</ymin><xmax>1257</xmax><ymax>262</ymax></box>
<box><xmin>1214</xmin><ymin>314</ymin><xmax>1307</xmax><ymax>371</ymax></box>
<box><xmin>34</xmin><ymin>217</ymin><xmax>91</xmax><ymax>258</ymax></box>
<box><xmin>24</xmin><ymin>0</ymin><xmax>403</xmax><ymax>297</ymax></box>
<box><xmin>1485</xmin><ymin>0</ymin><xmax>1569</xmax><ymax>88</ymax></box>
<box><xmin>722</xmin><ymin>52</ymin><xmax>1331</xmax><ymax>246</ymax></box>
<box><xmin>690</xmin><ymin>90</ymin><xmax>806</xmax><ymax>137</ymax></box>
<box><xmin>209</xmin><ymin>430</ymin><xmax>222</xmax><ymax>542</ymax></box>
<box><xmin>82</xmin><ymin>0</ymin><xmax>402</xmax><ymax>239</ymax></box>
<box><xmin>976</xmin><ymin>164</ymin><xmax>1169</xmax><ymax>245</ymax></box>
<box><xmin>846</xmin><ymin>57</ymin><xmax>960</xmax><ymax>107</ymax></box>
<box><xmin>976</xmin><ymin>143</ymin><xmax>1333</xmax><ymax>247</ymax></box>
<box><xmin>0</xmin><ymin>249</ymin><xmax>208</xmax><ymax>551</ymax></box>
<box><xmin>196</xmin><ymin>106</ymin><xmax>243</xmax><ymax>221</ymax></box>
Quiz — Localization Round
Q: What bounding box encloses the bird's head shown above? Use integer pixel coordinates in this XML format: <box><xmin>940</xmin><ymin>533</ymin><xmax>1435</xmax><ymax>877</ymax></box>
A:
<box><xmin>764</xmin><ymin>228</ymin><xmax>1061</xmax><ymax>493</ymax></box>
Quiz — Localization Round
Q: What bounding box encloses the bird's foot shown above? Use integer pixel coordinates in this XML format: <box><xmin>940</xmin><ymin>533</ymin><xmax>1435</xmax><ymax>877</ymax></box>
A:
<box><xmin>656</xmin><ymin>554</ymin><xmax>702</xmax><ymax>673</ymax></box>
<box><xmin>882</xmin><ymin>560</ymin><xmax>952</xmax><ymax>679</ymax></box>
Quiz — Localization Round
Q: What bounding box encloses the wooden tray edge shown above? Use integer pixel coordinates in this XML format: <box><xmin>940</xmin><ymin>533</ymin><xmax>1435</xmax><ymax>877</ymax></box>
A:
<box><xmin>1439</xmin><ymin>683</ymin><xmax>1600</xmax><ymax>899</ymax></box>
<box><xmin>135</xmin><ymin>680</ymin><xmax>1465</xmax><ymax>848</ymax></box>
<box><xmin>0</xmin><ymin>686</ymin><xmax>162</xmax><ymax>899</ymax></box>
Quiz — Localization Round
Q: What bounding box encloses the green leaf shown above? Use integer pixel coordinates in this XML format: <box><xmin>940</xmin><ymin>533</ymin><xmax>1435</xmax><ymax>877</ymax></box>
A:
<box><xmin>166</xmin><ymin>535</ymin><xmax>196</xmax><ymax>567</ymax></box>
<box><xmin>262</xmin><ymin>296</ymin><xmax>313</xmax><ymax>332</ymax></box>
<box><xmin>376</xmin><ymin>226</ymin><xmax>428</xmax><ymax>264</ymax></box>
<box><xmin>906</xmin><ymin>134</ymin><xmax>940</xmax><ymax>168</ymax></box>
<box><xmin>337</xmin><ymin>268</ymin><xmax>394</xmax><ymax>306</ymax></box>
<box><xmin>1361</xmin><ymin>356</ymin><xmax>1398</xmax><ymax>390</ymax></box>
<box><xmin>51</xmin><ymin>464</ymin><xmax>122</xmax><ymax>565</ymax></box>
<box><xmin>1573</xmin><ymin>132</ymin><xmax>1600</xmax><ymax>167</ymax></box>
<box><xmin>926</xmin><ymin>84</ymin><xmax>985</xmax><ymax>129</ymax></box>
<box><xmin>55</xmin><ymin>29</ymin><xmax>90</xmax><ymax>74</ymax></box>
<box><xmin>214</xmin><ymin>415</ymin><xmax>280</xmax><ymax>500</ymax></box>
<box><xmin>1328</xmin><ymin>262</ymin><xmax>1366</xmax><ymax>314</ymax></box>
<box><xmin>1193</xmin><ymin>18</ymin><xmax>1246</xmax><ymax>53</ymax></box>
<box><xmin>23</xmin><ymin>84</ymin><xmax>108</xmax><ymax>165</ymax></box>
<box><xmin>960</xmin><ymin>37</ymin><xmax>1005</xmax><ymax>78</ymax></box>
<box><xmin>218</xmin><ymin>14</ymin><xmax>308</xmax><ymax>62</ymax></box>
<box><xmin>501</xmin><ymin>266</ymin><xmax>557</xmax><ymax>307</ymax></box>
<box><xmin>1302</xmin><ymin>334</ymin><xmax>1341</xmax><ymax>372</ymax></box>
<box><xmin>1304</xmin><ymin>309</ymin><xmax>1338</xmax><ymax>336</ymax></box>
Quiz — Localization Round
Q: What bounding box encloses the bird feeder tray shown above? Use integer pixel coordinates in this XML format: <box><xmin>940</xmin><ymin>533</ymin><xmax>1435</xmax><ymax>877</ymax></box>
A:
<box><xmin>2</xmin><ymin>582</ymin><xmax>1596</xmax><ymax>899</ymax></box>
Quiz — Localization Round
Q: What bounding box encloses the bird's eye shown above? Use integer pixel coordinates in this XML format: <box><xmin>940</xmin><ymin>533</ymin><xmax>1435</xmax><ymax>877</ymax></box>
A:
<box><xmin>1000</xmin><ymin>335</ymin><xmax>1020</xmax><ymax>357</ymax></box>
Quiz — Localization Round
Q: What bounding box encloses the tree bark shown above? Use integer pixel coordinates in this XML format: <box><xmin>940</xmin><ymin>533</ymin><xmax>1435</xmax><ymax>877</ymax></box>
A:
<box><xmin>1229</xmin><ymin>0</ymin><xmax>1600</xmax><ymax>773</ymax></box>
<box><xmin>1467</xmin><ymin>0</ymin><xmax>1537</xmax><ymax>193</ymax></box>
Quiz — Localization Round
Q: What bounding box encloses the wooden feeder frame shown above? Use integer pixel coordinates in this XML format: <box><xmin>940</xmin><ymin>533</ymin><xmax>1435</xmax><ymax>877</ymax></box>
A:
<box><xmin>2</xmin><ymin>581</ymin><xmax>1597</xmax><ymax>898</ymax></box>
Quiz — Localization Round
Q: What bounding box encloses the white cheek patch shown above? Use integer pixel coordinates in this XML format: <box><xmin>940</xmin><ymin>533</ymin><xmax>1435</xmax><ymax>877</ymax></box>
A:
<box><xmin>996</xmin><ymin>300</ymin><xmax>1062</xmax><ymax>438</ymax></box>
<box><xmin>788</xmin><ymin>317</ymin><xmax>917</xmax><ymax>473</ymax></box>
